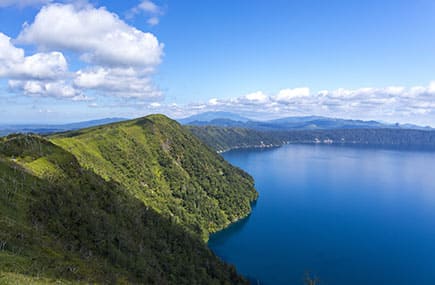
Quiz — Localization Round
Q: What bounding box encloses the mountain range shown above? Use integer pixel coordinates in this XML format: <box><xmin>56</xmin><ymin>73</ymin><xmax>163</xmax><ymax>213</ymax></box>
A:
<box><xmin>2</xmin><ymin>111</ymin><xmax>431</xmax><ymax>138</ymax></box>
<box><xmin>182</xmin><ymin>112</ymin><xmax>435</xmax><ymax>152</ymax></box>
<box><xmin>178</xmin><ymin>111</ymin><xmax>250</xmax><ymax>124</ymax></box>
<box><xmin>179</xmin><ymin>112</ymin><xmax>432</xmax><ymax>131</ymax></box>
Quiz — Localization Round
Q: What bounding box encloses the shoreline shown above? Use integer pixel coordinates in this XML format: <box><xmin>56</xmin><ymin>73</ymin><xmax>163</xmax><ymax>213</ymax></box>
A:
<box><xmin>205</xmin><ymin>198</ymin><xmax>259</xmax><ymax>242</ymax></box>
<box><xmin>216</xmin><ymin>141</ymin><xmax>435</xmax><ymax>154</ymax></box>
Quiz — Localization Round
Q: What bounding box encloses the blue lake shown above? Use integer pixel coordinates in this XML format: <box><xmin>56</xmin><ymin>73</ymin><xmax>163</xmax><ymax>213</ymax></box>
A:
<box><xmin>209</xmin><ymin>144</ymin><xmax>435</xmax><ymax>285</ymax></box>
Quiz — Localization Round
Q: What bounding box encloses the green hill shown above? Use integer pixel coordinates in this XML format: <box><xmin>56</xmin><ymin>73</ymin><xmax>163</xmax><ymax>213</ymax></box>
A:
<box><xmin>0</xmin><ymin>114</ymin><xmax>258</xmax><ymax>284</ymax></box>
<box><xmin>51</xmin><ymin>115</ymin><xmax>258</xmax><ymax>239</ymax></box>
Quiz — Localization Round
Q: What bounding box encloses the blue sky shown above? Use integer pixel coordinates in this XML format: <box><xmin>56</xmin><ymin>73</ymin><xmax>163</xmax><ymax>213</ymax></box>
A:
<box><xmin>0</xmin><ymin>0</ymin><xmax>435</xmax><ymax>125</ymax></box>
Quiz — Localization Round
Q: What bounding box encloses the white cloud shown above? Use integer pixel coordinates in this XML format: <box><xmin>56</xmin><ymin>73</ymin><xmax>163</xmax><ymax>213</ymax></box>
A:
<box><xmin>74</xmin><ymin>67</ymin><xmax>107</xmax><ymax>89</ymax></box>
<box><xmin>9</xmin><ymin>79</ymin><xmax>85</xmax><ymax>100</ymax></box>
<box><xmin>150</xmin><ymin>102</ymin><xmax>161</xmax><ymax>107</ymax></box>
<box><xmin>0</xmin><ymin>3</ymin><xmax>165</xmax><ymax>101</ymax></box>
<box><xmin>152</xmin><ymin>82</ymin><xmax>435</xmax><ymax>125</ymax></box>
<box><xmin>129</xmin><ymin>0</ymin><xmax>164</xmax><ymax>26</ymax></box>
<box><xmin>240</xmin><ymin>91</ymin><xmax>269</xmax><ymax>105</ymax></box>
<box><xmin>17</xmin><ymin>3</ymin><xmax>164</xmax><ymax>67</ymax></box>
<box><xmin>208</xmin><ymin>98</ymin><xmax>219</xmax><ymax>106</ymax></box>
<box><xmin>147</xmin><ymin>16</ymin><xmax>159</xmax><ymax>26</ymax></box>
<box><xmin>0</xmin><ymin>0</ymin><xmax>51</xmax><ymax>8</ymax></box>
<box><xmin>428</xmin><ymin>81</ymin><xmax>435</xmax><ymax>94</ymax></box>
<box><xmin>0</xmin><ymin>32</ymin><xmax>80</xmax><ymax>99</ymax></box>
<box><xmin>74</xmin><ymin>67</ymin><xmax>161</xmax><ymax>99</ymax></box>
<box><xmin>384</xmin><ymin>86</ymin><xmax>405</xmax><ymax>95</ymax></box>
<box><xmin>4</xmin><ymin>51</ymin><xmax>67</xmax><ymax>80</ymax></box>
<box><xmin>138</xmin><ymin>0</ymin><xmax>160</xmax><ymax>14</ymax></box>
<box><xmin>0</xmin><ymin>33</ymin><xmax>23</xmax><ymax>63</ymax></box>
<box><xmin>274</xmin><ymin>87</ymin><xmax>310</xmax><ymax>103</ymax></box>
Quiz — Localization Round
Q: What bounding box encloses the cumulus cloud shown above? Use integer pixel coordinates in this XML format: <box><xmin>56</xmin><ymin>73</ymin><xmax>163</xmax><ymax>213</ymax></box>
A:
<box><xmin>208</xmin><ymin>98</ymin><xmax>219</xmax><ymax>106</ymax></box>
<box><xmin>0</xmin><ymin>49</ymin><xmax>68</xmax><ymax>80</ymax></box>
<box><xmin>274</xmin><ymin>87</ymin><xmax>310</xmax><ymax>103</ymax></box>
<box><xmin>239</xmin><ymin>91</ymin><xmax>270</xmax><ymax>105</ymax></box>
<box><xmin>0</xmin><ymin>33</ymin><xmax>24</xmax><ymax>68</ymax></box>
<box><xmin>154</xmin><ymin>82</ymin><xmax>435</xmax><ymax>125</ymax></box>
<box><xmin>15</xmin><ymin>52</ymin><xmax>67</xmax><ymax>80</ymax></box>
<box><xmin>74</xmin><ymin>67</ymin><xmax>162</xmax><ymax>99</ymax></box>
<box><xmin>0</xmin><ymin>32</ymin><xmax>83</xmax><ymax>99</ymax></box>
<box><xmin>9</xmin><ymin>79</ymin><xmax>85</xmax><ymax>100</ymax></box>
<box><xmin>17</xmin><ymin>3</ymin><xmax>164</xmax><ymax>67</ymax></box>
<box><xmin>0</xmin><ymin>2</ymin><xmax>165</xmax><ymax>101</ymax></box>
<box><xmin>311</xmin><ymin>84</ymin><xmax>435</xmax><ymax>121</ymax></box>
<box><xmin>83</xmin><ymin>80</ymin><xmax>434</xmax><ymax>126</ymax></box>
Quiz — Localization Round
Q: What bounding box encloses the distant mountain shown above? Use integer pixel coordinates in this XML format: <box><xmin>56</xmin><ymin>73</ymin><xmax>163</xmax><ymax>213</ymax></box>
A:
<box><xmin>182</xmin><ymin>113</ymin><xmax>432</xmax><ymax>131</ymax></box>
<box><xmin>188</xmin><ymin>126</ymin><xmax>435</xmax><ymax>152</ymax></box>
<box><xmin>0</xmin><ymin>117</ymin><xmax>127</xmax><ymax>136</ymax></box>
<box><xmin>55</xmin><ymin>117</ymin><xmax>128</xmax><ymax>129</ymax></box>
<box><xmin>178</xmin><ymin>111</ymin><xmax>250</xmax><ymax>124</ymax></box>
<box><xmin>184</xmin><ymin>118</ymin><xmax>251</xmax><ymax>128</ymax></box>
<box><xmin>263</xmin><ymin>116</ymin><xmax>389</xmax><ymax>130</ymax></box>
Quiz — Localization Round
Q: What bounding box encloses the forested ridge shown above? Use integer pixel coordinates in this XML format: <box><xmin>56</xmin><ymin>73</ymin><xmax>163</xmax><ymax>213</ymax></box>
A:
<box><xmin>0</xmin><ymin>115</ymin><xmax>257</xmax><ymax>284</ymax></box>
<box><xmin>188</xmin><ymin>126</ymin><xmax>435</xmax><ymax>152</ymax></box>
<box><xmin>51</xmin><ymin>115</ymin><xmax>258</xmax><ymax>239</ymax></box>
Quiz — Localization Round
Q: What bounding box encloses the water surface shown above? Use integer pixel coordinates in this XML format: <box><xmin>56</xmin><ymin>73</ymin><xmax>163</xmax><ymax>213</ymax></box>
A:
<box><xmin>209</xmin><ymin>144</ymin><xmax>435</xmax><ymax>285</ymax></box>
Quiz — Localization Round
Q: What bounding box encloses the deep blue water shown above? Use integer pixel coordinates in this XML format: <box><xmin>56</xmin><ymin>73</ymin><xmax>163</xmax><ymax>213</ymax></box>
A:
<box><xmin>209</xmin><ymin>144</ymin><xmax>435</xmax><ymax>285</ymax></box>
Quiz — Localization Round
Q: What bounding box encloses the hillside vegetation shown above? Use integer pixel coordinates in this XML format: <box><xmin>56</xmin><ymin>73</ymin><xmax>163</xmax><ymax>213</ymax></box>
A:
<box><xmin>51</xmin><ymin>115</ymin><xmax>257</xmax><ymax>239</ymax></box>
<box><xmin>0</xmin><ymin>114</ymin><xmax>258</xmax><ymax>284</ymax></box>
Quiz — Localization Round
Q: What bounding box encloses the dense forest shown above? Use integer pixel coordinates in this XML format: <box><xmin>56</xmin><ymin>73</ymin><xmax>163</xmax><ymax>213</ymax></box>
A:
<box><xmin>188</xmin><ymin>126</ymin><xmax>435</xmax><ymax>152</ymax></box>
<box><xmin>51</xmin><ymin>115</ymin><xmax>258</xmax><ymax>239</ymax></box>
<box><xmin>0</xmin><ymin>115</ymin><xmax>257</xmax><ymax>284</ymax></box>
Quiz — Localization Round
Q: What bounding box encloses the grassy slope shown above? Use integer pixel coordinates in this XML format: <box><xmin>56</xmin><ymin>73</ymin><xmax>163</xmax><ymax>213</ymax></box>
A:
<box><xmin>51</xmin><ymin>115</ymin><xmax>258</xmax><ymax>239</ymax></box>
<box><xmin>0</xmin><ymin>134</ymin><xmax>248</xmax><ymax>284</ymax></box>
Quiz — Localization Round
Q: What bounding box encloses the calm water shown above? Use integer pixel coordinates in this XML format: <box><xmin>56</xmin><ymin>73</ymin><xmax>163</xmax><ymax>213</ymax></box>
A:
<box><xmin>209</xmin><ymin>144</ymin><xmax>435</xmax><ymax>285</ymax></box>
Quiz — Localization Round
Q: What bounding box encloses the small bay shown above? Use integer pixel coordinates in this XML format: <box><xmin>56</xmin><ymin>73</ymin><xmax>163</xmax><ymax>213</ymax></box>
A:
<box><xmin>209</xmin><ymin>144</ymin><xmax>435</xmax><ymax>285</ymax></box>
